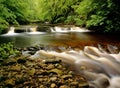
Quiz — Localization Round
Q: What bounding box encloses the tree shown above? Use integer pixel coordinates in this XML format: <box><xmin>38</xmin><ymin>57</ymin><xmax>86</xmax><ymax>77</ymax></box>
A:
<box><xmin>0</xmin><ymin>0</ymin><xmax>120</xmax><ymax>33</ymax></box>
<box><xmin>39</xmin><ymin>0</ymin><xmax>79</xmax><ymax>24</ymax></box>
<box><xmin>74</xmin><ymin>0</ymin><xmax>120</xmax><ymax>32</ymax></box>
<box><xmin>0</xmin><ymin>0</ymin><xmax>38</xmax><ymax>33</ymax></box>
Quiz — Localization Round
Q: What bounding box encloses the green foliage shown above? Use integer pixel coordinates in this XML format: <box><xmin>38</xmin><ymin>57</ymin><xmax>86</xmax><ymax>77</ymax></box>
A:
<box><xmin>0</xmin><ymin>17</ymin><xmax>9</xmax><ymax>33</ymax></box>
<box><xmin>73</xmin><ymin>0</ymin><xmax>120</xmax><ymax>32</ymax></box>
<box><xmin>0</xmin><ymin>1</ymin><xmax>14</xmax><ymax>32</ymax></box>
<box><xmin>0</xmin><ymin>0</ymin><xmax>120</xmax><ymax>33</ymax></box>
<box><xmin>0</xmin><ymin>42</ymin><xmax>20</xmax><ymax>59</ymax></box>
<box><xmin>5</xmin><ymin>0</ymin><xmax>31</xmax><ymax>24</ymax></box>
<box><xmin>0</xmin><ymin>1</ymin><xmax>18</xmax><ymax>24</ymax></box>
<box><xmin>39</xmin><ymin>0</ymin><xmax>79</xmax><ymax>23</ymax></box>
<box><xmin>0</xmin><ymin>0</ymin><xmax>41</xmax><ymax>33</ymax></box>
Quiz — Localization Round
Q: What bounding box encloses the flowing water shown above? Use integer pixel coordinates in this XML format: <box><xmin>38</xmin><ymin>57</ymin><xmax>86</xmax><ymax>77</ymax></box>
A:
<box><xmin>35</xmin><ymin>46</ymin><xmax>120</xmax><ymax>88</ymax></box>
<box><xmin>0</xmin><ymin>26</ymin><xmax>120</xmax><ymax>48</ymax></box>
<box><xmin>0</xmin><ymin>25</ymin><xmax>120</xmax><ymax>88</ymax></box>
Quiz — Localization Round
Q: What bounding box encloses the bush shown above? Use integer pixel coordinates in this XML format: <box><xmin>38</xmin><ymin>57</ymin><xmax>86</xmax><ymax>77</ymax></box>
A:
<box><xmin>0</xmin><ymin>42</ymin><xmax>20</xmax><ymax>59</ymax></box>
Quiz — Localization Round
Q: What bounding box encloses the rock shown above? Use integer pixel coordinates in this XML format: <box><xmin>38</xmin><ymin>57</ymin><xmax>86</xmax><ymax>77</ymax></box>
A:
<box><xmin>59</xmin><ymin>85</ymin><xmax>70</xmax><ymax>88</ymax></box>
<box><xmin>36</xmin><ymin>70</ymin><xmax>49</xmax><ymax>76</ymax></box>
<box><xmin>55</xmin><ymin>64</ymin><xmax>63</xmax><ymax>69</ymax></box>
<box><xmin>22</xmin><ymin>51</ymin><xmax>31</xmax><ymax>56</ymax></box>
<box><xmin>0</xmin><ymin>51</ymin><xmax>89</xmax><ymax>88</ymax></box>
<box><xmin>2</xmin><ymin>58</ymin><xmax>16</xmax><ymax>66</ymax></box>
<box><xmin>17</xmin><ymin>59</ymin><xmax>26</xmax><ymax>64</ymax></box>
<box><xmin>15</xmin><ymin>74</ymin><xmax>23</xmax><ymax>78</ymax></box>
<box><xmin>5</xmin><ymin>78</ymin><xmax>15</xmax><ymax>86</ymax></box>
<box><xmin>45</xmin><ymin>59</ymin><xmax>61</xmax><ymax>64</ymax></box>
<box><xmin>0</xmin><ymin>58</ymin><xmax>3</xmax><ymax>62</ymax></box>
<box><xmin>0</xmin><ymin>76</ymin><xmax>7</xmax><ymax>82</ymax></box>
<box><xmin>10</xmin><ymin>65</ymin><xmax>21</xmax><ymax>71</ymax></box>
<box><xmin>50</xmin><ymin>83</ymin><xmax>56</xmax><ymax>88</ymax></box>
<box><xmin>49</xmin><ymin>69</ymin><xmax>63</xmax><ymax>75</ymax></box>
<box><xmin>46</xmin><ymin>64</ymin><xmax>55</xmax><ymax>70</ymax></box>
<box><xmin>50</xmin><ymin>77</ymin><xmax>57</xmax><ymax>82</ymax></box>
<box><xmin>70</xmin><ymin>82</ymin><xmax>79</xmax><ymax>86</ymax></box>
<box><xmin>62</xmin><ymin>75</ymin><xmax>72</xmax><ymax>80</ymax></box>
<box><xmin>15</xmin><ymin>77</ymin><xmax>27</xmax><ymax>84</ymax></box>
<box><xmin>28</xmin><ymin>68</ymin><xmax>35</xmax><ymax>76</ymax></box>
<box><xmin>39</xmin><ymin>85</ymin><xmax>44</xmax><ymax>88</ymax></box>
<box><xmin>78</xmin><ymin>83</ymin><xmax>89</xmax><ymax>88</ymax></box>
<box><xmin>25</xmin><ymin>61</ymin><xmax>36</xmax><ymax>66</ymax></box>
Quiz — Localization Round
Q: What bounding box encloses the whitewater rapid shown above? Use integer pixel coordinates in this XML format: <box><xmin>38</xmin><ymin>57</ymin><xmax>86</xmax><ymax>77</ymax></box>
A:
<box><xmin>29</xmin><ymin>45</ymin><xmax>120</xmax><ymax>88</ymax></box>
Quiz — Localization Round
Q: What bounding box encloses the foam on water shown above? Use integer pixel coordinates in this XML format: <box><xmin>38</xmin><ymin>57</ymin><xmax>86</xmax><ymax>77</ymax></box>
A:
<box><xmin>3</xmin><ymin>26</ymin><xmax>19</xmax><ymax>36</ymax></box>
<box><xmin>50</xmin><ymin>26</ymin><xmax>90</xmax><ymax>32</ymax></box>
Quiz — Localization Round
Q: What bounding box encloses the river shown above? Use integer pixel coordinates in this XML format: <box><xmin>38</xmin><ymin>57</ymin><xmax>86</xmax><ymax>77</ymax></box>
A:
<box><xmin>0</xmin><ymin>25</ymin><xmax>120</xmax><ymax>88</ymax></box>
<box><xmin>0</xmin><ymin>26</ymin><xmax>120</xmax><ymax>48</ymax></box>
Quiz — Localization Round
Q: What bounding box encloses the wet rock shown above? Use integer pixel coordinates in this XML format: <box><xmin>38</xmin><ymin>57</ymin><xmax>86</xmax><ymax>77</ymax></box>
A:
<box><xmin>25</xmin><ymin>61</ymin><xmax>36</xmax><ymax>66</ymax></box>
<box><xmin>15</xmin><ymin>74</ymin><xmax>23</xmax><ymax>78</ymax></box>
<box><xmin>51</xmin><ymin>83</ymin><xmax>57</xmax><ymax>88</ymax></box>
<box><xmin>29</xmin><ymin>51</ymin><xmax>37</xmax><ymax>55</ymax></box>
<box><xmin>44</xmin><ymin>59</ymin><xmax>61</xmax><ymax>64</ymax></box>
<box><xmin>22</xmin><ymin>51</ymin><xmax>31</xmax><ymax>56</ymax></box>
<box><xmin>59</xmin><ymin>85</ymin><xmax>70</xmax><ymax>88</ymax></box>
<box><xmin>2</xmin><ymin>58</ymin><xmax>16</xmax><ymax>66</ymax></box>
<box><xmin>5</xmin><ymin>78</ymin><xmax>15</xmax><ymax>86</ymax></box>
<box><xmin>0</xmin><ymin>76</ymin><xmax>8</xmax><ymax>82</ymax></box>
<box><xmin>46</xmin><ymin>64</ymin><xmax>55</xmax><ymax>70</ymax></box>
<box><xmin>35</xmin><ymin>69</ymin><xmax>49</xmax><ymax>76</ymax></box>
<box><xmin>8</xmin><ymin>72</ymin><xmax>17</xmax><ymax>78</ymax></box>
<box><xmin>50</xmin><ymin>77</ymin><xmax>57</xmax><ymax>82</ymax></box>
<box><xmin>107</xmin><ymin>44</ymin><xmax>119</xmax><ymax>54</ymax></box>
<box><xmin>0</xmin><ymin>59</ymin><xmax>4</xmax><ymax>63</ymax></box>
<box><xmin>2</xmin><ymin>61</ymin><xmax>16</xmax><ymax>66</ymax></box>
<box><xmin>17</xmin><ymin>58</ymin><xmax>26</xmax><ymax>64</ymax></box>
<box><xmin>55</xmin><ymin>64</ymin><xmax>63</xmax><ymax>69</ymax></box>
<box><xmin>49</xmin><ymin>69</ymin><xmax>63</xmax><ymax>75</ymax></box>
<box><xmin>27</xmin><ymin>47</ymin><xmax>37</xmax><ymax>51</ymax></box>
<box><xmin>70</xmin><ymin>82</ymin><xmax>79</xmax><ymax>86</ymax></box>
<box><xmin>28</xmin><ymin>68</ymin><xmax>35</xmax><ymax>76</ymax></box>
<box><xmin>15</xmin><ymin>77</ymin><xmax>27</xmax><ymax>84</ymax></box>
<box><xmin>78</xmin><ymin>83</ymin><xmax>89</xmax><ymax>88</ymax></box>
<box><xmin>62</xmin><ymin>75</ymin><xmax>72</xmax><ymax>80</ymax></box>
<box><xmin>0</xmin><ymin>51</ymin><xmax>89</xmax><ymax>88</ymax></box>
<box><xmin>10</xmin><ymin>65</ymin><xmax>21</xmax><ymax>71</ymax></box>
<box><xmin>39</xmin><ymin>85</ymin><xmax>45</xmax><ymax>88</ymax></box>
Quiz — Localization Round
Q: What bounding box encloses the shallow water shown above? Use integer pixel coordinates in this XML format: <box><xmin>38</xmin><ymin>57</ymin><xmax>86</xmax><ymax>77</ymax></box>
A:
<box><xmin>32</xmin><ymin>46</ymin><xmax>120</xmax><ymax>88</ymax></box>
<box><xmin>0</xmin><ymin>32</ymin><xmax>120</xmax><ymax>48</ymax></box>
<box><xmin>0</xmin><ymin>26</ymin><xmax>120</xmax><ymax>88</ymax></box>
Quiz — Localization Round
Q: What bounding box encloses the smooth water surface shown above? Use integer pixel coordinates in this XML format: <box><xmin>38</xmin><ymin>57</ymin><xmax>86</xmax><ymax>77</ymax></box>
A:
<box><xmin>0</xmin><ymin>32</ymin><xmax>120</xmax><ymax>48</ymax></box>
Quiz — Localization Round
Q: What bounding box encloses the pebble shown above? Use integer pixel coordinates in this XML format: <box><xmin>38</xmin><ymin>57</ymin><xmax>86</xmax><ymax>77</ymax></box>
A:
<box><xmin>0</xmin><ymin>52</ymin><xmax>89</xmax><ymax>88</ymax></box>
<box><xmin>51</xmin><ymin>83</ymin><xmax>56</xmax><ymax>88</ymax></box>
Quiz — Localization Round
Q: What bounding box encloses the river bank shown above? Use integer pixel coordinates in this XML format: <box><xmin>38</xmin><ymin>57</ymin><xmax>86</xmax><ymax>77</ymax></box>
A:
<box><xmin>19</xmin><ymin>44</ymin><xmax>120</xmax><ymax>88</ymax></box>
<box><xmin>1</xmin><ymin>43</ymin><xmax>120</xmax><ymax>88</ymax></box>
<box><xmin>0</xmin><ymin>45</ymin><xmax>89</xmax><ymax>88</ymax></box>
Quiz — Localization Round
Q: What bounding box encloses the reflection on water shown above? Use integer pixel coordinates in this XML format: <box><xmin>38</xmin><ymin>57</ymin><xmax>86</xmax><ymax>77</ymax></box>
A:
<box><xmin>0</xmin><ymin>32</ymin><xmax>120</xmax><ymax>48</ymax></box>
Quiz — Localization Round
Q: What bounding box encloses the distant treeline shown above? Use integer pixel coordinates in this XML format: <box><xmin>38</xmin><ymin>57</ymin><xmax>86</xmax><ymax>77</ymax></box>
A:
<box><xmin>0</xmin><ymin>0</ymin><xmax>120</xmax><ymax>33</ymax></box>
